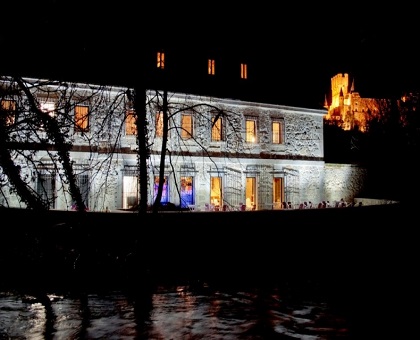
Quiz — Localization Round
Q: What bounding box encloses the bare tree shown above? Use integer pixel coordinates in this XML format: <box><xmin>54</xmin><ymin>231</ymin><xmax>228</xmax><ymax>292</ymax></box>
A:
<box><xmin>0</xmin><ymin>76</ymin><xmax>133</xmax><ymax>212</ymax></box>
<box><xmin>144</xmin><ymin>89</ymin><xmax>246</xmax><ymax>212</ymax></box>
<box><xmin>1</xmin><ymin>75</ymin><xmax>260</xmax><ymax>214</ymax></box>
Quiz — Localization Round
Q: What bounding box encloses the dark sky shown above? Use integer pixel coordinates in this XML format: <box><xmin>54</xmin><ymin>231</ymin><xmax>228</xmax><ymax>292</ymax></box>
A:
<box><xmin>2</xmin><ymin>1</ymin><xmax>419</xmax><ymax>109</ymax></box>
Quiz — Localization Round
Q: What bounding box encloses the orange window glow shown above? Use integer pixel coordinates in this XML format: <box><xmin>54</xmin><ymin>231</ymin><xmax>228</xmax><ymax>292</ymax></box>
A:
<box><xmin>208</xmin><ymin>59</ymin><xmax>215</xmax><ymax>75</ymax></box>
<box><xmin>74</xmin><ymin>105</ymin><xmax>89</xmax><ymax>132</ymax></box>
<box><xmin>156</xmin><ymin>111</ymin><xmax>163</xmax><ymax>137</ymax></box>
<box><xmin>1</xmin><ymin>99</ymin><xmax>16</xmax><ymax>125</ymax></box>
<box><xmin>125</xmin><ymin>109</ymin><xmax>137</xmax><ymax>135</ymax></box>
<box><xmin>240</xmin><ymin>63</ymin><xmax>248</xmax><ymax>79</ymax></box>
<box><xmin>211</xmin><ymin>115</ymin><xmax>222</xmax><ymax>141</ymax></box>
<box><xmin>181</xmin><ymin>114</ymin><xmax>193</xmax><ymax>139</ymax></box>
<box><xmin>245</xmin><ymin>119</ymin><xmax>256</xmax><ymax>143</ymax></box>
<box><xmin>157</xmin><ymin>52</ymin><xmax>165</xmax><ymax>69</ymax></box>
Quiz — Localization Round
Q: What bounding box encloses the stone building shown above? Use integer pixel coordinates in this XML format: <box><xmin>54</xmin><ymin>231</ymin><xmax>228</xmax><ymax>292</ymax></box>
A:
<box><xmin>0</xmin><ymin>76</ymin><xmax>367</xmax><ymax>211</ymax></box>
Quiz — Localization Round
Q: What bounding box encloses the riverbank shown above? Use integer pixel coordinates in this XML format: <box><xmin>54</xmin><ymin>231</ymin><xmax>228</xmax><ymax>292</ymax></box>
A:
<box><xmin>1</xmin><ymin>202</ymin><xmax>414</xmax><ymax>289</ymax></box>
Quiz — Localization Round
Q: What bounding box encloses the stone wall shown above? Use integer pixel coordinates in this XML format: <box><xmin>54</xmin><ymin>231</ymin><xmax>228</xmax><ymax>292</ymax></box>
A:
<box><xmin>324</xmin><ymin>163</ymin><xmax>367</xmax><ymax>203</ymax></box>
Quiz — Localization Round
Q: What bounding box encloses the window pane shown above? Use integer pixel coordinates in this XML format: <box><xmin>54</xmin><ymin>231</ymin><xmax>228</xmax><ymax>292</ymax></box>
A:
<box><xmin>123</xmin><ymin>175</ymin><xmax>138</xmax><ymax>209</ymax></box>
<box><xmin>273</xmin><ymin>177</ymin><xmax>284</xmax><ymax>208</ymax></box>
<box><xmin>180</xmin><ymin>176</ymin><xmax>194</xmax><ymax>208</ymax></box>
<box><xmin>208</xmin><ymin>59</ymin><xmax>215</xmax><ymax>75</ymax></box>
<box><xmin>156</xmin><ymin>111</ymin><xmax>163</xmax><ymax>137</ymax></box>
<box><xmin>246</xmin><ymin>120</ymin><xmax>256</xmax><ymax>143</ymax></box>
<box><xmin>75</xmin><ymin>105</ymin><xmax>89</xmax><ymax>132</ymax></box>
<box><xmin>210</xmin><ymin>176</ymin><xmax>222</xmax><ymax>208</ymax></box>
<box><xmin>181</xmin><ymin>114</ymin><xmax>193</xmax><ymax>139</ymax></box>
<box><xmin>154</xmin><ymin>176</ymin><xmax>169</xmax><ymax>203</ymax></box>
<box><xmin>157</xmin><ymin>52</ymin><xmax>165</xmax><ymax>69</ymax></box>
<box><xmin>211</xmin><ymin>116</ymin><xmax>222</xmax><ymax>141</ymax></box>
<box><xmin>241</xmin><ymin>63</ymin><xmax>247</xmax><ymax>79</ymax></box>
<box><xmin>246</xmin><ymin>177</ymin><xmax>256</xmax><ymax>210</ymax></box>
<box><xmin>126</xmin><ymin>109</ymin><xmax>137</xmax><ymax>135</ymax></box>
<box><xmin>76</xmin><ymin>174</ymin><xmax>90</xmax><ymax>209</ymax></box>
<box><xmin>273</xmin><ymin>121</ymin><xmax>282</xmax><ymax>144</ymax></box>
<box><xmin>1</xmin><ymin>99</ymin><xmax>16</xmax><ymax>125</ymax></box>
<box><xmin>37</xmin><ymin>173</ymin><xmax>56</xmax><ymax>209</ymax></box>
<box><xmin>40</xmin><ymin>102</ymin><xmax>56</xmax><ymax>117</ymax></box>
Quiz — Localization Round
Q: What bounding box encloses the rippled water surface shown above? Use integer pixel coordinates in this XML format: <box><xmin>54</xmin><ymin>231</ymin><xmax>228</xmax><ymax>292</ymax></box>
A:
<box><xmin>0</xmin><ymin>282</ymin><xmax>353</xmax><ymax>339</ymax></box>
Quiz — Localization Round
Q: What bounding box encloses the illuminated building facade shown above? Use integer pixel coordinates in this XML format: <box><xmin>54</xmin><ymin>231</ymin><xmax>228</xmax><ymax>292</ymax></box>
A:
<box><xmin>0</xmin><ymin>75</ymin><xmax>368</xmax><ymax>211</ymax></box>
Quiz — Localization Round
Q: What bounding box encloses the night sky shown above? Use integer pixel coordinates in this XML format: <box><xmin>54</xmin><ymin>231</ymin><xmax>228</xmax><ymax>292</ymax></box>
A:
<box><xmin>2</xmin><ymin>1</ymin><xmax>419</xmax><ymax>109</ymax></box>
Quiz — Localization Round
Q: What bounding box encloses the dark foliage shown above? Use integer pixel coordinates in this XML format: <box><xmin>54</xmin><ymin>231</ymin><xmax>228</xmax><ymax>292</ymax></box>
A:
<box><xmin>324</xmin><ymin>97</ymin><xmax>420</xmax><ymax>205</ymax></box>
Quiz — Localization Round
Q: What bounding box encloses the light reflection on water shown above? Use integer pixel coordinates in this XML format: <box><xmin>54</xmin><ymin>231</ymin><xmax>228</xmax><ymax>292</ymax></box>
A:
<box><xmin>0</xmin><ymin>283</ymin><xmax>351</xmax><ymax>339</ymax></box>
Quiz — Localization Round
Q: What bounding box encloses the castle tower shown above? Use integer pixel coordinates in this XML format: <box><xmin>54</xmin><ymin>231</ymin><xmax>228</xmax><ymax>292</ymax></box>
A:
<box><xmin>325</xmin><ymin>73</ymin><xmax>383</xmax><ymax>132</ymax></box>
<box><xmin>330</xmin><ymin>73</ymin><xmax>350</xmax><ymax>109</ymax></box>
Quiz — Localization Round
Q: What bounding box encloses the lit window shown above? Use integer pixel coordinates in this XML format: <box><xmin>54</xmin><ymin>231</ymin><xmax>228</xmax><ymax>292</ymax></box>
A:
<box><xmin>211</xmin><ymin>114</ymin><xmax>223</xmax><ymax>141</ymax></box>
<box><xmin>246</xmin><ymin>177</ymin><xmax>256</xmax><ymax>210</ymax></box>
<box><xmin>272</xmin><ymin>120</ymin><xmax>283</xmax><ymax>144</ymax></box>
<box><xmin>208</xmin><ymin>59</ymin><xmax>215</xmax><ymax>75</ymax></box>
<box><xmin>157</xmin><ymin>51</ymin><xmax>165</xmax><ymax>69</ymax></box>
<box><xmin>273</xmin><ymin>177</ymin><xmax>284</xmax><ymax>209</ymax></box>
<box><xmin>240</xmin><ymin>63</ymin><xmax>248</xmax><ymax>79</ymax></box>
<box><xmin>74</xmin><ymin>105</ymin><xmax>89</xmax><ymax>132</ymax></box>
<box><xmin>123</xmin><ymin>174</ymin><xmax>139</xmax><ymax>209</ymax></box>
<box><xmin>156</xmin><ymin>111</ymin><xmax>163</xmax><ymax>137</ymax></box>
<box><xmin>1</xmin><ymin>99</ymin><xmax>16</xmax><ymax>125</ymax></box>
<box><xmin>180</xmin><ymin>176</ymin><xmax>194</xmax><ymax>208</ymax></box>
<box><xmin>39</xmin><ymin>101</ymin><xmax>56</xmax><ymax>130</ymax></box>
<box><xmin>245</xmin><ymin>119</ymin><xmax>256</xmax><ymax>143</ymax></box>
<box><xmin>40</xmin><ymin>101</ymin><xmax>56</xmax><ymax>117</ymax></box>
<box><xmin>126</xmin><ymin>109</ymin><xmax>137</xmax><ymax>135</ymax></box>
<box><xmin>210</xmin><ymin>176</ymin><xmax>222</xmax><ymax>208</ymax></box>
<box><xmin>154</xmin><ymin>176</ymin><xmax>169</xmax><ymax>203</ymax></box>
<box><xmin>181</xmin><ymin>113</ymin><xmax>193</xmax><ymax>139</ymax></box>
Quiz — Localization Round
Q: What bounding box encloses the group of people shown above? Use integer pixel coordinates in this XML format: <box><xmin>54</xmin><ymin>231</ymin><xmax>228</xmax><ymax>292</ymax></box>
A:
<box><xmin>294</xmin><ymin>198</ymin><xmax>361</xmax><ymax>210</ymax></box>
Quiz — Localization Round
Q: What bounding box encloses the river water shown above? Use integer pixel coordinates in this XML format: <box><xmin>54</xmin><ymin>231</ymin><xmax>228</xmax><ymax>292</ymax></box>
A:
<box><xmin>1</xmin><ymin>266</ymin><xmax>417</xmax><ymax>339</ymax></box>
<box><xmin>1</xmin><ymin>205</ymin><xmax>417</xmax><ymax>338</ymax></box>
<box><xmin>1</xmin><ymin>280</ymin><xmax>353</xmax><ymax>339</ymax></box>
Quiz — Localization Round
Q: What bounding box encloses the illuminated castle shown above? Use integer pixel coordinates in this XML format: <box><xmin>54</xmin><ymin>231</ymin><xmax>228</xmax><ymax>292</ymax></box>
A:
<box><xmin>324</xmin><ymin>73</ymin><xmax>388</xmax><ymax>131</ymax></box>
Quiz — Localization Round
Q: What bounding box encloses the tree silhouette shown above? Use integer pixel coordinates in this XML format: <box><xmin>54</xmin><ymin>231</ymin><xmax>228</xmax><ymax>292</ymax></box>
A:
<box><xmin>0</xmin><ymin>76</ymin><xmax>132</xmax><ymax>212</ymax></box>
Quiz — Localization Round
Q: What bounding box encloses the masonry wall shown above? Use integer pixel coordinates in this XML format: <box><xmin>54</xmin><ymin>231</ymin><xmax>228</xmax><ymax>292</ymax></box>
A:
<box><xmin>0</xmin><ymin>78</ymin><xmax>367</xmax><ymax>212</ymax></box>
<box><xmin>324</xmin><ymin>163</ymin><xmax>367</xmax><ymax>203</ymax></box>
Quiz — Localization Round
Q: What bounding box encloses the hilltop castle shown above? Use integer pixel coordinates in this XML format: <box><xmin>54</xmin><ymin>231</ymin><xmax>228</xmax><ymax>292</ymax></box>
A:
<box><xmin>324</xmin><ymin>73</ymin><xmax>389</xmax><ymax>132</ymax></box>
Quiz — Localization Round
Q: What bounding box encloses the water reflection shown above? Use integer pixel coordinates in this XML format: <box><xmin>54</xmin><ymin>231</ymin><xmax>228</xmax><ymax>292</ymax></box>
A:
<box><xmin>0</xmin><ymin>282</ymin><xmax>351</xmax><ymax>339</ymax></box>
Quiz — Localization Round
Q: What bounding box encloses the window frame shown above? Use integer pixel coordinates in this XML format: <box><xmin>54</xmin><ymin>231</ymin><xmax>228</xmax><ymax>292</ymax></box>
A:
<box><xmin>208</xmin><ymin>59</ymin><xmax>215</xmax><ymax>75</ymax></box>
<box><xmin>181</xmin><ymin>113</ymin><xmax>193</xmax><ymax>140</ymax></box>
<box><xmin>153</xmin><ymin>175</ymin><xmax>169</xmax><ymax>203</ymax></box>
<box><xmin>123</xmin><ymin>174</ymin><xmax>139</xmax><ymax>209</ymax></box>
<box><xmin>210</xmin><ymin>176</ymin><xmax>222</xmax><ymax>209</ymax></box>
<box><xmin>75</xmin><ymin>173</ymin><xmax>90</xmax><ymax>209</ymax></box>
<box><xmin>1</xmin><ymin>99</ymin><xmax>16</xmax><ymax>126</ymax></box>
<box><xmin>157</xmin><ymin>51</ymin><xmax>165</xmax><ymax>69</ymax></box>
<box><xmin>155</xmin><ymin>110</ymin><xmax>164</xmax><ymax>138</ymax></box>
<box><xmin>36</xmin><ymin>171</ymin><xmax>56</xmax><ymax>209</ymax></box>
<box><xmin>40</xmin><ymin>101</ymin><xmax>56</xmax><ymax>118</ymax></box>
<box><xmin>245</xmin><ymin>118</ymin><xmax>257</xmax><ymax>143</ymax></box>
<box><xmin>74</xmin><ymin>104</ymin><xmax>90</xmax><ymax>133</ymax></box>
<box><xmin>125</xmin><ymin>108</ymin><xmax>137</xmax><ymax>136</ymax></box>
<box><xmin>245</xmin><ymin>176</ymin><xmax>256</xmax><ymax>210</ymax></box>
<box><xmin>272</xmin><ymin>119</ymin><xmax>284</xmax><ymax>144</ymax></box>
<box><xmin>273</xmin><ymin>177</ymin><xmax>284</xmax><ymax>209</ymax></box>
<box><xmin>240</xmin><ymin>63</ymin><xmax>248</xmax><ymax>79</ymax></box>
<box><xmin>211</xmin><ymin>112</ymin><xmax>224</xmax><ymax>142</ymax></box>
